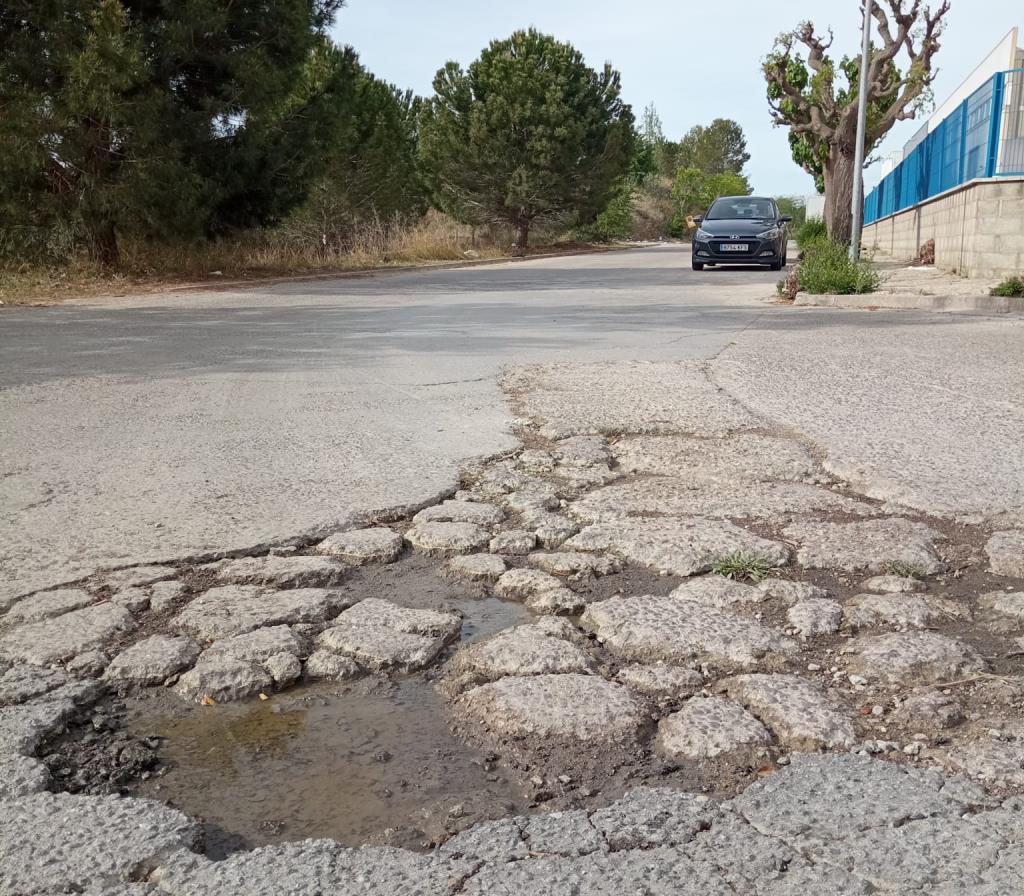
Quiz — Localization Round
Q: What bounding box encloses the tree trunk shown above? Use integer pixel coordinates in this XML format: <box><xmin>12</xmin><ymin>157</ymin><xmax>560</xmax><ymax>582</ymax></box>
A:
<box><xmin>511</xmin><ymin>218</ymin><xmax>530</xmax><ymax>257</ymax></box>
<box><xmin>88</xmin><ymin>219</ymin><xmax>120</xmax><ymax>267</ymax></box>
<box><xmin>823</xmin><ymin>148</ymin><xmax>855</xmax><ymax>246</ymax></box>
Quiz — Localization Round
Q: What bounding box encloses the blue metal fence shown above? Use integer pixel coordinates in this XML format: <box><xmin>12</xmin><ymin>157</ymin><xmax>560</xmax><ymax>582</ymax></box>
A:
<box><xmin>864</xmin><ymin>69</ymin><xmax>1024</xmax><ymax>224</ymax></box>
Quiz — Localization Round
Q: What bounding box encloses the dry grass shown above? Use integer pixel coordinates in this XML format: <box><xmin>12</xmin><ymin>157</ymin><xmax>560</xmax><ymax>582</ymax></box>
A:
<box><xmin>0</xmin><ymin>213</ymin><xmax>588</xmax><ymax>305</ymax></box>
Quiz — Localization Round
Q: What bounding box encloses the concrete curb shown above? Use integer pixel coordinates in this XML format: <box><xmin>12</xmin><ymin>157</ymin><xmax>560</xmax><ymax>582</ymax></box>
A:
<box><xmin>793</xmin><ymin>292</ymin><xmax>1024</xmax><ymax>314</ymax></box>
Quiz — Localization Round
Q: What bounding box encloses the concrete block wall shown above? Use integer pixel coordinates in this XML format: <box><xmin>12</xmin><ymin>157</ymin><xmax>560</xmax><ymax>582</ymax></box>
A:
<box><xmin>863</xmin><ymin>177</ymin><xmax>1024</xmax><ymax>278</ymax></box>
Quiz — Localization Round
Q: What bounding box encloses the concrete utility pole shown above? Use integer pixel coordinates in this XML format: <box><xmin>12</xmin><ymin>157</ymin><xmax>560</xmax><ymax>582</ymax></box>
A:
<box><xmin>850</xmin><ymin>0</ymin><xmax>873</xmax><ymax>261</ymax></box>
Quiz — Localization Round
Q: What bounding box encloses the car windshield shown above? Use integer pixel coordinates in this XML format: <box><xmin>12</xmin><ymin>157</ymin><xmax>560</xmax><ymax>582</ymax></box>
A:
<box><xmin>706</xmin><ymin>198</ymin><xmax>775</xmax><ymax>220</ymax></box>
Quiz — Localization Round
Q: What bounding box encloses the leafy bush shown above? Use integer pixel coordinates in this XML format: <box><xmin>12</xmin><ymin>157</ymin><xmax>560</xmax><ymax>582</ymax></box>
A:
<box><xmin>797</xmin><ymin>239</ymin><xmax>879</xmax><ymax>295</ymax></box>
<box><xmin>795</xmin><ymin>217</ymin><xmax>827</xmax><ymax>250</ymax></box>
<box><xmin>991</xmin><ymin>276</ymin><xmax>1024</xmax><ymax>298</ymax></box>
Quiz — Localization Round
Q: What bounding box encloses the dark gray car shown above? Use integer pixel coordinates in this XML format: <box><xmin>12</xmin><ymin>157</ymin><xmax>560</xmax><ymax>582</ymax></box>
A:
<box><xmin>691</xmin><ymin>196</ymin><xmax>791</xmax><ymax>271</ymax></box>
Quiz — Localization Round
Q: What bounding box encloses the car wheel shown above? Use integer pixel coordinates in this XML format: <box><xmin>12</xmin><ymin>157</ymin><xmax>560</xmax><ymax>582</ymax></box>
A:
<box><xmin>769</xmin><ymin>260</ymin><xmax>783</xmax><ymax>271</ymax></box>
<box><xmin>692</xmin><ymin>261</ymin><xmax>704</xmax><ymax>271</ymax></box>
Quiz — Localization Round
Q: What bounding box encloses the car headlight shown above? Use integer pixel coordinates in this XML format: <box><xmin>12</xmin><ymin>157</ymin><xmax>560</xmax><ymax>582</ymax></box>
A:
<box><xmin>695</xmin><ymin>228</ymin><xmax>712</xmax><ymax>240</ymax></box>
<box><xmin>757</xmin><ymin>227</ymin><xmax>781</xmax><ymax>239</ymax></box>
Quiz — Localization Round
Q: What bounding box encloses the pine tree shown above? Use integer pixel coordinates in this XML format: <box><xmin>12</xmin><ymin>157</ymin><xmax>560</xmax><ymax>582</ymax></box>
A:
<box><xmin>418</xmin><ymin>29</ymin><xmax>635</xmax><ymax>254</ymax></box>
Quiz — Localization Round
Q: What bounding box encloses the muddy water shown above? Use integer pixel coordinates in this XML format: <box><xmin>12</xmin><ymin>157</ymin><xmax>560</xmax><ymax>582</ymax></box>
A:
<box><xmin>128</xmin><ymin>596</ymin><xmax>533</xmax><ymax>857</ymax></box>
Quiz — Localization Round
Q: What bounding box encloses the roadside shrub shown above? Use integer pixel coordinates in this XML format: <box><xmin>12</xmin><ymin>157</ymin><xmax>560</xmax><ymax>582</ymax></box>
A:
<box><xmin>916</xmin><ymin>239</ymin><xmax>935</xmax><ymax>265</ymax></box>
<box><xmin>797</xmin><ymin>239</ymin><xmax>880</xmax><ymax>295</ymax></box>
<box><xmin>795</xmin><ymin>217</ymin><xmax>827</xmax><ymax>251</ymax></box>
<box><xmin>991</xmin><ymin>276</ymin><xmax>1024</xmax><ymax>298</ymax></box>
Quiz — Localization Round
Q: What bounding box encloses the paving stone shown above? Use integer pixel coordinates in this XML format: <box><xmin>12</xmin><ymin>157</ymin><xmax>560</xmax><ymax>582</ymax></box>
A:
<box><xmin>517</xmin><ymin>448</ymin><xmax>556</xmax><ymax>473</ymax></box>
<box><xmin>503</xmin><ymin>482</ymin><xmax>561</xmax><ymax>515</ymax></box>
<box><xmin>895</xmin><ymin>690</ymin><xmax>965</xmax><ymax>731</ymax></box>
<box><xmin>2</xmin><ymin>588</ymin><xmax>96</xmax><ymax>625</ymax></box>
<box><xmin>722</xmin><ymin>674</ymin><xmax>855</xmax><ymax>751</ymax></box>
<box><xmin>494</xmin><ymin>568</ymin><xmax>583</xmax><ymax>616</ymax></box>
<box><xmin>440</xmin><ymin>817</ymin><xmax>527</xmax><ymax>863</ymax></box>
<box><xmin>314</xmin><ymin>527</ymin><xmax>405</xmax><ymax>564</ymax></box>
<box><xmin>445</xmin><ymin>621</ymin><xmax>593</xmax><ymax>692</ymax></box>
<box><xmin>846</xmin><ymin>632</ymin><xmax>986</xmax><ymax>685</ymax></box>
<box><xmin>175</xmin><ymin>655</ymin><xmax>273</xmax><ymax>703</ymax></box>
<box><xmin>0</xmin><ymin>603</ymin><xmax>134</xmax><ymax>666</ymax></box>
<box><xmin>303</xmin><ymin>649</ymin><xmax>362</xmax><ymax>681</ymax></box>
<box><xmin>786</xmin><ymin>598</ymin><xmax>843</xmax><ymax>637</ymax></box>
<box><xmin>153</xmin><ymin>841</ymin><xmax>466</xmax><ymax>896</ymax></box>
<box><xmin>656</xmin><ymin>697</ymin><xmax>771</xmax><ymax>762</ymax></box>
<box><xmin>987</xmin><ymin>530</ymin><xmax>1024</xmax><ymax>578</ymax></box>
<box><xmin>446</xmin><ymin>553</ymin><xmax>507</xmax><ymax>581</ymax></box>
<box><xmin>405</xmin><ymin>521</ymin><xmax>491</xmax><ymax>555</ymax></box>
<box><xmin>471</xmin><ymin>464</ymin><xmax>532</xmax><ymax>499</ymax></box>
<box><xmin>566</xmin><ymin>518</ymin><xmax>790</xmax><ymax>577</ymax></box>
<box><xmin>731</xmin><ymin>752</ymin><xmax>990</xmax><ymax>841</ymax></box>
<box><xmin>263</xmin><ymin>652</ymin><xmax>302</xmax><ymax>686</ymax></box>
<box><xmin>862</xmin><ymin>574</ymin><xmax>927</xmax><ymax>594</ymax></box>
<box><xmin>757</xmin><ymin>579</ymin><xmax>831</xmax><ymax>603</ymax></box>
<box><xmin>530</xmin><ymin>513</ymin><xmax>580</xmax><ymax>549</ymax></box>
<box><xmin>100</xmin><ymin>565</ymin><xmax>178</xmax><ymax>590</ymax></box>
<box><xmin>525</xmin><ymin>588</ymin><xmax>586</xmax><ymax>615</ymax></box>
<box><xmin>314</xmin><ymin>598</ymin><xmax>462</xmax><ymax>673</ymax></box>
<box><xmin>615</xmin><ymin>664</ymin><xmax>704</xmax><ymax>702</ymax></box>
<box><xmin>414</xmin><ymin>500</ymin><xmax>505</xmax><ymax>527</ymax></box>
<box><xmin>0</xmin><ymin>696</ymin><xmax>78</xmax><ymax>756</ymax></box>
<box><xmin>0</xmin><ymin>791</ymin><xmax>199</xmax><ymax>895</ymax></box>
<box><xmin>614</xmin><ymin>433</ymin><xmax>818</xmax><ymax>482</ymax></box>
<box><xmin>979</xmin><ymin>590</ymin><xmax>1024</xmax><ymax>623</ymax></box>
<box><xmin>149</xmin><ymin>580</ymin><xmax>186</xmax><ymax>613</ymax></box>
<box><xmin>457</xmin><ymin>673</ymin><xmax>646</xmax><ymax>745</ymax></box>
<box><xmin>944</xmin><ymin>732</ymin><xmax>1024</xmax><ymax>787</ymax></box>
<box><xmin>670</xmin><ymin>576</ymin><xmax>766</xmax><ymax>608</ymax></box>
<box><xmin>104</xmin><ymin>635</ymin><xmax>202</xmax><ymax>685</ymax></box>
<box><xmin>0</xmin><ymin>666</ymin><xmax>69</xmax><ymax>706</ymax></box>
<box><xmin>552</xmin><ymin>435</ymin><xmax>612</xmax><ymax>468</ymax></box>
<box><xmin>527</xmin><ymin>552</ymin><xmax>621</xmax><ymax>577</ymax></box>
<box><xmin>200</xmin><ymin>625</ymin><xmax>304</xmax><ymax>665</ymax></box>
<box><xmin>784</xmin><ymin>518</ymin><xmax>946</xmax><ymax>574</ymax></box>
<box><xmin>590</xmin><ymin>786</ymin><xmax>720</xmax><ymax>849</ymax></box>
<box><xmin>552</xmin><ymin>463</ymin><xmax>621</xmax><ymax>489</ymax></box>
<box><xmin>489</xmin><ymin>530</ymin><xmax>537</xmax><ymax>555</ymax></box>
<box><xmin>844</xmin><ymin>592</ymin><xmax>967</xmax><ymax>629</ymax></box>
<box><xmin>65</xmin><ymin>649</ymin><xmax>110</xmax><ymax>678</ymax></box>
<box><xmin>0</xmin><ymin>754</ymin><xmax>50</xmax><ymax>799</ymax></box>
<box><xmin>171</xmin><ymin>586</ymin><xmax>350</xmax><ymax>641</ymax></box>
<box><xmin>522</xmin><ymin>809</ymin><xmax>605</xmax><ymax>857</ymax></box>
<box><xmin>582</xmin><ymin>595</ymin><xmax>795</xmax><ymax>670</ymax></box>
<box><xmin>212</xmin><ymin>554</ymin><xmax>348</xmax><ymax>589</ymax></box>
<box><xmin>570</xmin><ymin>477</ymin><xmax>870</xmax><ymax>525</ymax></box>
<box><xmin>504</xmin><ymin>361</ymin><xmax>757</xmax><ymax>439</ymax></box>
<box><xmin>111</xmin><ymin>587</ymin><xmax>152</xmax><ymax>613</ymax></box>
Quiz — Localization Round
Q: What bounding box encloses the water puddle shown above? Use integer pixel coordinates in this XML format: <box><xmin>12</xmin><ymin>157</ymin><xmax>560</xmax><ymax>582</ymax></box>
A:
<box><xmin>127</xmin><ymin>594</ymin><xmax>534</xmax><ymax>856</ymax></box>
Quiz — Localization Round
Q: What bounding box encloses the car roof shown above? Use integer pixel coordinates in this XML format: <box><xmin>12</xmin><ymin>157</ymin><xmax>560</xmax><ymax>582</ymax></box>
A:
<box><xmin>714</xmin><ymin>196</ymin><xmax>775</xmax><ymax>202</ymax></box>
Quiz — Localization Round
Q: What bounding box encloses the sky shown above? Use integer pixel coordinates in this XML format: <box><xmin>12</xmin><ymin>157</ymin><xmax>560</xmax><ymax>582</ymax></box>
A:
<box><xmin>331</xmin><ymin>1</ymin><xmax>1021</xmax><ymax>197</ymax></box>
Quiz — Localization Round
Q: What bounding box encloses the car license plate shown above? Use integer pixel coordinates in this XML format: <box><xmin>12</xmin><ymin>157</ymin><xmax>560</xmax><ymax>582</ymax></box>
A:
<box><xmin>721</xmin><ymin>243</ymin><xmax>748</xmax><ymax>252</ymax></box>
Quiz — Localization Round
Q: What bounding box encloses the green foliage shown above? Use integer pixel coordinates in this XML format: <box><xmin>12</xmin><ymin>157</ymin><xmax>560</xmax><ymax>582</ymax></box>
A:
<box><xmin>775</xmin><ymin>196</ymin><xmax>807</xmax><ymax>229</ymax></box>
<box><xmin>991</xmin><ymin>276</ymin><xmax>1024</xmax><ymax>298</ymax></box>
<box><xmin>795</xmin><ymin>217</ymin><xmax>828</xmax><ymax>250</ymax></box>
<box><xmin>1</xmin><ymin>0</ymin><xmax>348</xmax><ymax>263</ymax></box>
<box><xmin>418</xmin><ymin>29</ymin><xmax>635</xmax><ymax>252</ymax></box>
<box><xmin>676</xmin><ymin>119</ymin><xmax>750</xmax><ymax>176</ymax></box>
<box><xmin>712</xmin><ymin>552</ymin><xmax>778</xmax><ymax>584</ymax></box>
<box><xmin>883</xmin><ymin>561</ymin><xmax>928</xmax><ymax>579</ymax></box>
<box><xmin>797</xmin><ymin>239</ymin><xmax>880</xmax><ymax>295</ymax></box>
<box><xmin>670</xmin><ymin>169</ymin><xmax>752</xmax><ymax>235</ymax></box>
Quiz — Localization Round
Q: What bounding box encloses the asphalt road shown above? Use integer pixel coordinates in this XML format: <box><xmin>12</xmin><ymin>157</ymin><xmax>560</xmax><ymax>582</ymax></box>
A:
<box><xmin>3</xmin><ymin>244</ymin><xmax>1022</xmax><ymax>603</ymax></box>
<box><xmin>0</xmin><ymin>246</ymin><xmax>779</xmax><ymax>600</ymax></box>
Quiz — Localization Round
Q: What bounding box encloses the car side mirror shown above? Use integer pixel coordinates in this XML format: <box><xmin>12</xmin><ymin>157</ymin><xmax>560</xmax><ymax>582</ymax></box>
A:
<box><xmin>780</xmin><ymin>215</ymin><xmax>793</xmax><ymax>223</ymax></box>
<box><xmin>693</xmin><ymin>215</ymin><xmax>704</xmax><ymax>225</ymax></box>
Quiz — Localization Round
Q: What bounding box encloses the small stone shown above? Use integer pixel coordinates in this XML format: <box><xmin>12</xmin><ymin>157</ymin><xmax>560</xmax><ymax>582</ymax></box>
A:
<box><xmin>517</xmin><ymin>449</ymin><xmax>556</xmax><ymax>473</ymax></box>
<box><xmin>530</xmin><ymin>513</ymin><xmax>580</xmax><ymax>549</ymax></box>
<box><xmin>846</xmin><ymin>632</ymin><xmax>986</xmax><ymax>685</ymax></box>
<box><xmin>489</xmin><ymin>531</ymin><xmax>537</xmax><ymax>555</ymax></box>
<box><xmin>655</xmin><ymin>697</ymin><xmax>771</xmax><ymax>762</ymax></box>
<box><xmin>2</xmin><ymin>588</ymin><xmax>96</xmax><ymax>625</ymax></box>
<box><xmin>787</xmin><ymin>598</ymin><xmax>843</xmax><ymax>637</ymax></box>
<box><xmin>213</xmin><ymin>555</ymin><xmax>348</xmax><ymax>589</ymax></box>
<box><xmin>496</xmin><ymin>568</ymin><xmax>569</xmax><ymax>599</ymax></box>
<box><xmin>986</xmin><ymin>530</ymin><xmax>1024</xmax><ymax>578</ymax></box>
<box><xmin>414</xmin><ymin>500</ymin><xmax>505</xmax><ymax>527</ymax></box>
<box><xmin>896</xmin><ymin>691</ymin><xmax>964</xmax><ymax>731</ymax></box>
<box><xmin>862</xmin><ymin>575</ymin><xmax>927</xmax><ymax>594</ymax></box>
<box><xmin>757</xmin><ymin>579</ymin><xmax>831</xmax><ymax>604</ymax></box>
<box><xmin>405</xmin><ymin>522</ymin><xmax>491</xmax><ymax>555</ymax></box>
<box><xmin>303</xmin><ymin>649</ymin><xmax>362</xmax><ymax>681</ymax></box>
<box><xmin>110</xmin><ymin>587</ymin><xmax>151</xmax><ymax>614</ymax></box>
<box><xmin>263</xmin><ymin>652</ymin><xmax>302</xmax><ymax>686</ymax></box>
<box><xmin>783</xmin><ymin>518</ymin><xmax>945</xmax><ymax>574</ymax></box>
<box><xmin>979</xmin><ymin>590</ymin><xmax>1024</xmax><ymax>624</ymax></box>
<box><xmin>105</xmin><ymin>636</ymin><xmax>202</xmax><ymax>685</ymax></box>
<box><xmin>149</xmin><ymin>580</ymin><xmax>185</xmax><ymax>613</ymax></box>
<box><xmin>446</xmin><ymin>554</ymin><xmax>507</xmax><ymax>582</ymax></box>
<box><xmin>315</xmin><ymin>527</ymin><xmax>404</xmax><ymax>565</ymax></box>
<box><xmin>504</xmin><ymin>483</ymin><xmax>560</xmax><ymax>515</ymax></box>
<box><xmin>527</xmin><ymin>552</ymin><xmax>621</xmax><ymax>577</ymax></box>
<box><xmin>65</xmin><ymin>650</ymin><xmax>110</xmax><ymax>678</ymax></box>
